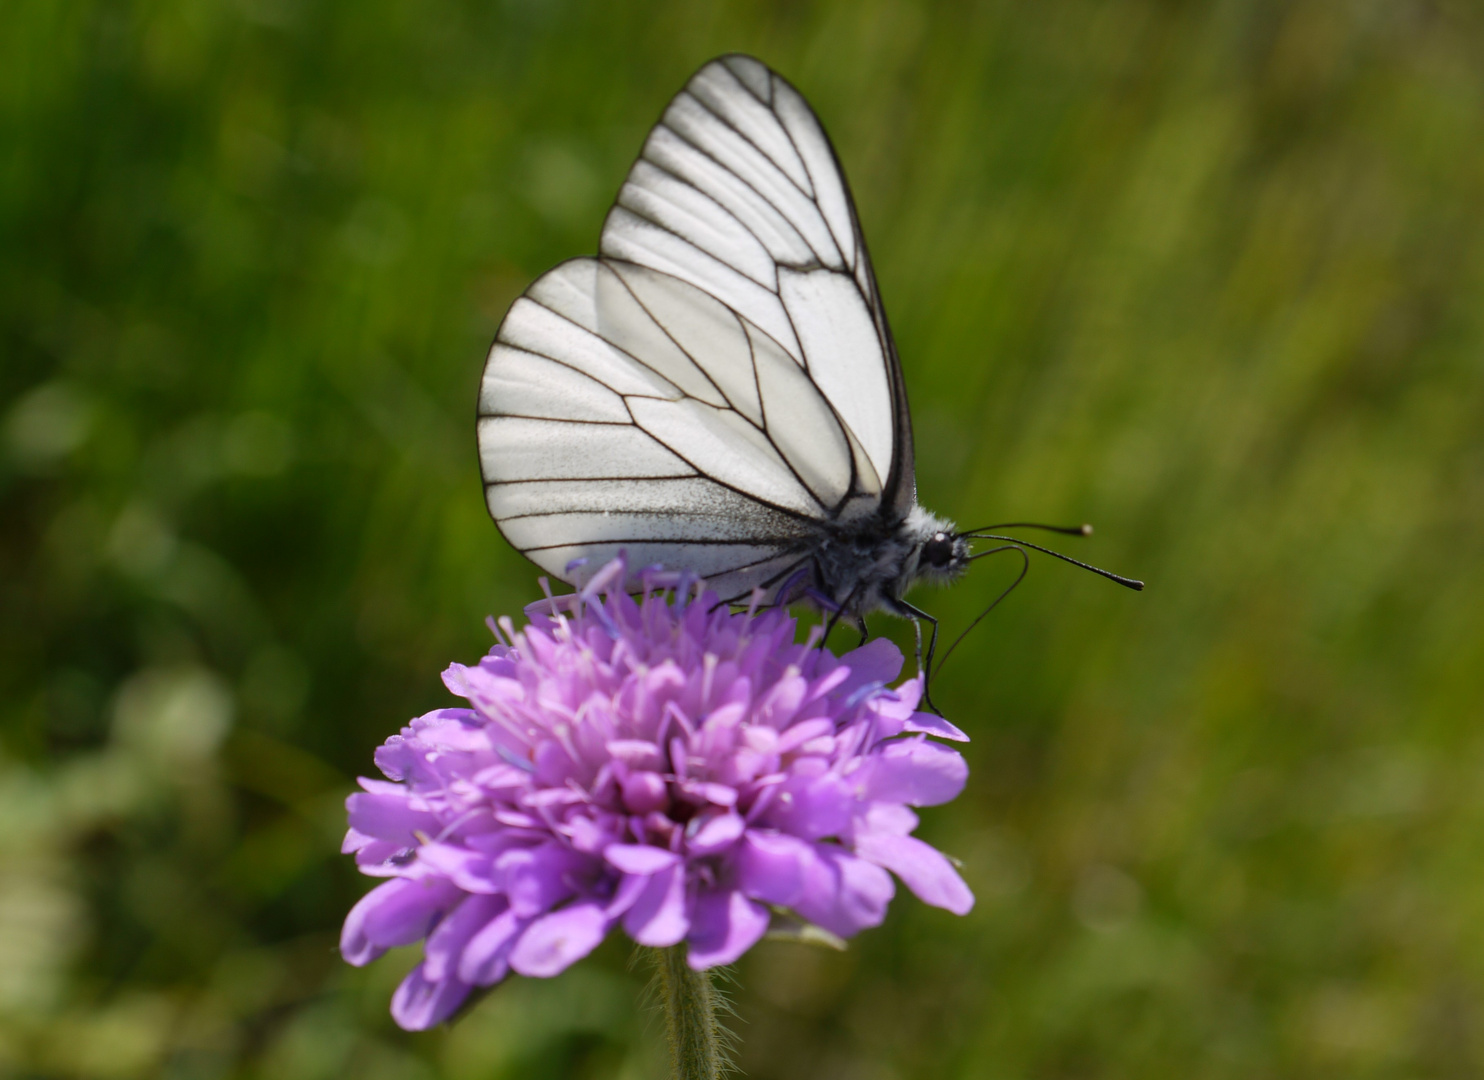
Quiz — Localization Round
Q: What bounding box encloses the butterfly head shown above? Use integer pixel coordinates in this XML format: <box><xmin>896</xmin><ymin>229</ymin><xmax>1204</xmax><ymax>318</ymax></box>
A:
<box><xmin>903</xmin><ymin>508</ymin><xmax>970</xmax><ymax>588</ymax></box>
<box><xmin>920</xmin><ymin>530</ymin><xmax>966</xmax><ymax>573</ymax></box>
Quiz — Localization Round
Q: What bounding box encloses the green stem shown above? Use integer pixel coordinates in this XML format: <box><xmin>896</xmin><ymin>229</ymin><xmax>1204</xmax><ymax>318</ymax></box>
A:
<box><xmin>651</xmin><ymin>945</ymin><xmax>725</xmax><ymax>1080</ymax></box>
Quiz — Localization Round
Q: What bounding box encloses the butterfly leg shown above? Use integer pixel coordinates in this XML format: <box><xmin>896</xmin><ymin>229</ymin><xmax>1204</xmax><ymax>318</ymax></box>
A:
<box><xmin>816</xmin><ymin>589</ymin><xmax>857</xmax><ymax>651</ymax></box>
<box><xmin>821</xmin><ymin>606</ymin><xmax>844</xmax><ymax>649</ymax></box>
<box><xmin>892</xmin><ymin>600</ymin><xmax>942</xmax><ymax>715</ymax></box>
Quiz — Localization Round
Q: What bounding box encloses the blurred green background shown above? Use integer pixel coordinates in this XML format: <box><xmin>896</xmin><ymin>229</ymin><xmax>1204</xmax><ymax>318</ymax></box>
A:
<box><xmin>4</xmin><ymin>0</ymin><xmax>1483</xmax><ymax>1076</ymax></box>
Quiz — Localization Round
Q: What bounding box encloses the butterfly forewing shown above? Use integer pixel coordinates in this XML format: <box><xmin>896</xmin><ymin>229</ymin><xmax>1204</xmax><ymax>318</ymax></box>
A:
<box><xmin>479</xmin><ymin>54</ymin><xmax>917</xmax><ymax>596</ymax></box>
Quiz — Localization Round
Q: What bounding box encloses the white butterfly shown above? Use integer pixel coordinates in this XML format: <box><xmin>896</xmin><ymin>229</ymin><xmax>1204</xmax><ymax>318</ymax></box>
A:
<box><xmin>478</xmin><ymin>54</ymin><xmax>1138</xmax><ymax>656</ymax></box>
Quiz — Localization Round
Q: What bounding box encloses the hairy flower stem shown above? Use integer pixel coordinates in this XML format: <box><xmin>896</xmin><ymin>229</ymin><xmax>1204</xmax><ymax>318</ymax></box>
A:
<box><xmin>652</xmin><ymin>946</ymin><xmax>724</xmax><ymax>1080</ymax></box>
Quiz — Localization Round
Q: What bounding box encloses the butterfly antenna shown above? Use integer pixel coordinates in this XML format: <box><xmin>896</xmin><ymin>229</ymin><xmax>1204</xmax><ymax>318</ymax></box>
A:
<box><xmin>933</xmin><ymin>545</ymin><xmax>1029</xmax><ymax>680</ymax></box>
<box><xmin>966</xmin><ymin>521</ymin><xmax>1094</xmax><ymax>537</ymax></box>
<box><xmin>962</xmin><ymin>533</ymin><xmax>1144</xmax><ymax>590</ymax></box>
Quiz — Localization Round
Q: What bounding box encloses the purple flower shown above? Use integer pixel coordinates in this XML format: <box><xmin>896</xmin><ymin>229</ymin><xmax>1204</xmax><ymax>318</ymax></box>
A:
<box><xmin>341</xmin><ymin>560</ymin><xmax>974</xmax><ymax>1030</ymax></box>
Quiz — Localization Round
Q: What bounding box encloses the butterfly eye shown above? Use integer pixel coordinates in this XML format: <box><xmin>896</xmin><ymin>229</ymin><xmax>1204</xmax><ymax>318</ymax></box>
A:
<box><xmin>921</xmin><ymin>533</ymin><xmax>956</xmax><ymax>569</ymax></box>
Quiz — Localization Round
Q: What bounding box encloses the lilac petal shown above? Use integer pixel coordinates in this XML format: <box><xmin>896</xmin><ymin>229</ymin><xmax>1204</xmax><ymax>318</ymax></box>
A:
<box><xmin>370</xmin><ymin>738</ymin><xmax>416</xmax><ymax>782</ymax></box>
<box><xmin>608</xmin><ymin>740</ymin><xmax>664</xmax><ymax>770</ymax></box>
<box><xmin>621</xmin><ymin>771</ymin><xmax>669</xmax><ymax>813</ymax></box>
<box><xmin>458</xmin><ymin>906</ymin><xmax>526</xmax><ymax>986</ymax></box>
<box><xmin>669</xmin><ymin>736</ymin><xmax>691</xmax><ymax>779</ymax></box>
<box><xmin>742</xmin><ymin>727</ymin><xmax>778</xmax><ymax>754</ymax></box>
<box><xmin>900</xmin><ymin>712</ymin><xmax>969</xmax><ymax>742</ymax></box>
<box><xmin>357</xmin><ymin>845</ymin><xmax>410</xmax><ymax>875</ymax></box>
<box><xmin>417</xmin><ymin>842</ymin><xmax>497</xmax><ymax>893</ymax></box>
<box><xmin>876</xmin><ymin>672</ymin><xmax>923</xmax><ymax>715</ymax></box>
<box><xmin>865</xmin><ymin>738</ymin><xmax>968</xmax><ymax>806</ymax></box>
<box><xmin>567</xmin><ymin>814</ymin><xmax>619</xmax><ymax>854</ymax></box>
<box><xmin>605</xmin><ymin>843</ymin><xmax>681</xmax><ymax>875</ymax></box>
<box><xmin>700</xmin><ymin>701</ymin><xmax>746</xmax><ymax>734</ymax></box>
<box><xmin>533</xmin><ymin>739</ymin><xmax>577</xmax><ymax>786</ymax></box>
<box><xmin>359</xmin><ymin>877</ymin><xmax>462</xmax><ymax>950</ymax></box>
<box><xmin>762</xmin><ymin>770</ymin><xmax>853</xmax><ymax>839</ymax></box>
<box><xmin>605</xmin><ymin>872</ymin><xmax>651</xmax><ymax>918</ymax></box>
<box><xmin>498</xmin><ymin>843</ymin><xmax>588</xmax><ymax>915</ymax></box>
<box><xmin>796</xmin><ymin>734</ymin><xmax>835</xmax><ymax>756</ymax></box>
<box><xmin>344</xmin><ymin>827</ymin><xmax>402</xmax><ymax>861</ymax></box>
<box><xmin>757</xmin><ymin>673</ymin><xmax>809</xmax><ymax>728</ymax></box>
<box><xmin>523</xmin><ymin>786</ymin><xmax>584</xmax><ymax>808</ymax></box>
<box><xmin>803</xmin><ymin>664</ymin><xmax>851</xmax><ymax>705</ymax></box>
<box><xmin>509</xmin><ymin>901</ymin><xmax>611</xmax><ymax>977</ymax></box>
<box><xmin>691</xmin><ymin>781</ymin><xmax>739</xmax><ymax>807</ymax></box>
<box><xmin>623</xmin><ymin>864</ymin><xmax>689</xmax><ymax>946</ymax></box>
<box><xmin>391</xmin><ymin>962</ymin><xmax>472</xmax><ymax>1031</ymax></box>
<box><xmin>472</xmin><ymin>763</ymin><xmax>534</xmax><ymax>790</ymax></box>
<box><xmin>857</xmin><ymin>802</ymin><xmax>919</xmax><ymax>837</ymax></box>
<box><xmin>833</xmin><ymin>851</ymin><xmax>895</xmax><ymax>930</ymax></box>
<box><xmin>775</xmin><ymin>718</ymin><xmax>835</xmax><ymax>755</ymax></box>
<box><xmin>833</xmin><ymin>637</ymin><xmax>904</xmax><ymax>695</ymax></box>
<box><xmin>341</xmin><ymin>882</ymin><xmax>391</xmax><ymax>966</ymax></box>
<box><xmin>408</xmin><ymin>710</ymin><xmax>495</xmax><ymax>752</ymax></box>
<box><xmin>793</xmin><ymin>845</ymin><xmax>894</xmax><ymax>938</ymax></box>
<box><xmin>687</xmin><ymin>811</ymin><xmax>745</xmax><ymax>855</ymax></box>
<box><xmin>341</xmin><ymin>827</ymin><xmax>375</xmax><ymax>855</ymax></box>
<box><xmin>736</xmin><ymin>830</ymin><xmax>810</xmax><ymax>906</ymax></box>
<box><xmin>687</xmin><ymin>889</ymin><xmax>770</xmax><ymax>969</ymax></box>
<box><xmin>493</xmin><ymin>808</ymin><xmax>541</xmax><ymax>829</ymax></box>
<box><xmin>424</xmin><ymin>894</ymin><xmax>507</xmax><ymax>982</ymax></box>
<box><xmin>445</xmin><ymin>663</ymin><xmax>524</xmax><ymax>710</ymax></box>
<box><xmin>345</xmin><ymin>791</ymin><xmax>440</xmax><ymax>843</ymax></box>
<box><xmin>854</xmin><ymin>833</ymin><xmax>974</xmax><ymax>915</ymax></box>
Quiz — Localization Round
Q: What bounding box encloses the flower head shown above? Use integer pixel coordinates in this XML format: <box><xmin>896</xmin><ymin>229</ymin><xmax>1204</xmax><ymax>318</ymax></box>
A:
<box><xmin>341</xmin><ymin>560</ymin><xmax>974</xmax><ymax>1029</ymax></box>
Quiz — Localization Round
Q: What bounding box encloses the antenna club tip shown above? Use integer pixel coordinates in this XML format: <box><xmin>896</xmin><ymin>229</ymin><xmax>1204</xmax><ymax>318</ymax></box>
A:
<box><xmin>1129</xmin><ymin>579</ymin><xmax>1146</xmax><ymax>591</ymax></box>
<box><xmin>1079</xmin><ymin>524</ymin><xmax>1094</xmax><ymax>536</ymax></box>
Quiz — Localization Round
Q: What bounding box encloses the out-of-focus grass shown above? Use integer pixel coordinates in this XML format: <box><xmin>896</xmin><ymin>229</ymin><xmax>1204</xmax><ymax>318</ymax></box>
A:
<box><xmin>3</xmin><ymin>1</ymin><xmax>1483</xmax><ymax>1077</ymax></box>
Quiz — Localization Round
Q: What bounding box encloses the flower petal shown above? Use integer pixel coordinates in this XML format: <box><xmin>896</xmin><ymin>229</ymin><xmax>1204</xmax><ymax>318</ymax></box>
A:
<box><xmin>775</xmin><ymin>718</ymin><xmax>834</xmax><ymax>755</ymax></box>
<box><xmin>424</xmin><ymin>894</ymin><xmax>508</xmax><ymax>982</ymax></box>
<box><xmin>865</xmin><ymin>738</ymin><xmax>967</xmax><ymax>806</ymax></box>
<box><xmin>607</xmin><ymin>740</ymin><xmax>664</xmax><ymax>769</ymax></box>
<box><xmin>854</xmin><ymin>833</ymin><xmax>974</xmax><ymax>915</ymax></box>
<box><xmin>687</xmin><ymin>889</ymin><xmax>770</xmax><ymax>969</ymax></box>
<box><xmin>623</xmin><ymin>865</ymin><xmax>689</xmax><ymax>946</ymax></box>
<box><xmin>509</xmin><ymin>901</ymin><xmax>611</xmax><ymax>977</ymax></box>
<box><xmin>833</xmin><ymin>637</ymin><xmax>905</xmax><ymax>693</ymax></box>
<box><xmin>793</xmin><ymin>845</ymin><xmax>894</xmax><ymax>938</ymax></box>
<box><xmin>497</xmin><ymin>843</ymin><xmax>588</xmax><ymax>915</ymax></box>
<box><xmin>762</xmin><ymin>770</ymin><xmax>853</xmax><ymax>839</ymax></box>
<box><xmin>458</xmin><ymin>906</ymin><xmax>526</xmax><ymax>986</ymax></box>
<box><xmin>345</xmin><ymin>791</ymin><xmax>440</xmax><ymax>844</ymax></box>
<box><xmin>353</xmin><ymin>877</ymin><xmax>462</xmax><ymax>952</ymax></box>
<box><xmin>605</xmin><ymin>871</ymin><xmax>652</xmax><ymax>918</ymax></box>
<box><xmin>340</xmin><ymin>883</ymin><xmax>390</xmax><ymax>966</ymax></box>
<box><xmin>686</xmin><ymin>811</ymin><xmax>745</xmax><ymax>855</ymax></box>
<box><xmin>621</xmin><ymin>771</ymin><xmax>669</xmax><ymax>813</ymax></box>
<box><xmin>856</xmin><ymin>802</ymin><xmax>918</xmax><ymax>837</ymax></box>
<box><xmin>736</xmin><ymin>830</ymin><xmax>810</xmax><ymax>906</ymax></box>
<box><xmin>417</xmin><ymin>842</ymin><xmax>498</xmax><ymax>893</ymax></box>
<box><xmin>900</xmin><ymin>711</ymin><xmax>969</xmax><ymax>742</ymax></box>
<box><xmin>605</xmin><ymin>843</ymin><xmax>681</xmax><ymax>875</ymax></box>
<box><xmin>391</xmin><ymin>962</ymin><xmax>472</xmax><ymax>1031</ymax></box>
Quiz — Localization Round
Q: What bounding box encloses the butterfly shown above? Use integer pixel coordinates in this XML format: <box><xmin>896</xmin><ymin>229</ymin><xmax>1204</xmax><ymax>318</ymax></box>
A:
<box><xmin>477</xmin><ymin>54</ymin><xmax>1140</xmax><ymax>677</ymax></box>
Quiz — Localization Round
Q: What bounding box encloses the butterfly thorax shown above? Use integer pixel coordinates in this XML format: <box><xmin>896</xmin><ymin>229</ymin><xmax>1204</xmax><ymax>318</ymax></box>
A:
<box><xmin>811</xmin><ymin>505</ymin><xmax>970</xmax><ymax>617</ymax></box>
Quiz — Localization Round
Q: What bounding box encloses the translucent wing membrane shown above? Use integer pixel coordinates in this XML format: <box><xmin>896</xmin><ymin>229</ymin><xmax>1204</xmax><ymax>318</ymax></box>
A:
<box><xmin>479</xmin><ymin>55</ymin><xmax>917</xmax><ymax>595</ymax></box>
